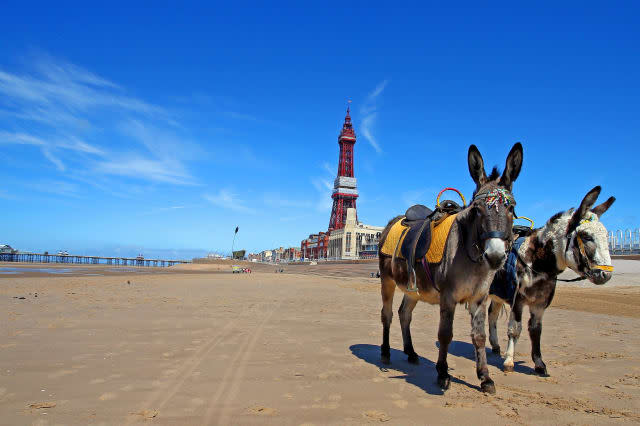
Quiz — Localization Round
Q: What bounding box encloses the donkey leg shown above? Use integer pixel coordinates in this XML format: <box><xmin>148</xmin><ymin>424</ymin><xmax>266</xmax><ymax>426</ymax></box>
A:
<box><xmin>488</xmin><ymin>299</ymin><xmax>503</xmax><ymax>355</ymax></box>
<box><xmin>503</xmin><ymin>299</ymin><xmax>524</xmax><ymax>372</ymax></box>
<box><xmin>436</xmin><ymin>298</ymin><xmax>456</xmax><ymax>391</ymax></box>
<box><xmin>380</xmin><ymin>276</ymin><xmax>396</xmax><ymax>365</ymax></box>
<box><xmin>398</xmin><ymin>294</ymin><xmax>419</xmax><ymax>364</ymax></box>
<box><xmin>470</xmin><ymin>297</ymin><xmax>495</xmax><ymax>394</ymax></box>
<box><xmin>528</xmin><ymin>304</ymin><xmax>548</xmax><ymax>376</ymax></box>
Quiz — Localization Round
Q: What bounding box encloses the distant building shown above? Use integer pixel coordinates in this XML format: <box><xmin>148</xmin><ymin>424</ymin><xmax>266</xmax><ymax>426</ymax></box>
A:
<box><xmin>282</xmin><ymin>247</ymin><xmax>301</xmax><ymax>262</ymax></box>
<box><xmin>301</xmin><ymin>231</ymin><xmax>329</xmax><ymax>260</ymax></box>
<box><xmin>260</xmin><ymin>250</ymin><xmax>273</xmax><ymax>262</ymax></box>
<box><xmin>0</xmin><ymin>244</ymin><xmax>14</xmax><ymax>254</ymax></box>
<box><xmin>328</xmin><ymin>208</ymin><xmax>383</xmax><ymax>260</ymax></box>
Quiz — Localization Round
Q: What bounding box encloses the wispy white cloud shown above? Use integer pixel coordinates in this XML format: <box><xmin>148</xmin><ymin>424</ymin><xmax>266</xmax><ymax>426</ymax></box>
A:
<box><xmin>359</xmin><ymin>80</ymin><xmax>388</xmax><ymax>154</ymax></box>
<box><xmin>24</xmin><ymin>180</ymin><xmax>82</xmax><ymax>198</ymax></box>
<box><xmin>0</xmin><ymin>54</ymin><xmax>200</xmax><ymax>188</ymax></box>
<box><xmin>263</xmin><ymin>193</ymin><xmax>313</xmax><ymax>208</ymax></box>
<box><xmin>138</xmin><ymin>205</ymin><xmax>189</xmax><ymax>216</ymax></box>
<box><xmin>0</xmin><ymin>60</ymin><xmax>161</xmax><ymax>115</ymax></box>
<box><xmin>41</xmin><ymin>148</ymin><xmax>65</xmax><ymax>171</ymax></box>
<box><xmin>204</xmin><ymin>190</ymin><xmax>255</xmax><ymax>214</ymax></box>
<box><xmin>322</xmin><ymin>162</ymin><xmax>335</xmax><ymax>176</ymax></box>
<box><xmin>311</xmin><ymin>161</ymin><xmax>335</xmax><ymax>212</ymax></box>
<box><xmin>0</xmin><ymin>130</ymin><xmax>105</xmax><ymax>170</ymax></box>
<box><xmin>96</xmin><ymin>156</ymin><xmax>195</xmax><ymax>185</ymax></box>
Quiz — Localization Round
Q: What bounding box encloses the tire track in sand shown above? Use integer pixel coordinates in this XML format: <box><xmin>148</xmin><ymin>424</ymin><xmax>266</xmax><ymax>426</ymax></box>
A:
<box><xmin>203</xmin><ymin>300</ymin><xmax>282</xmax><ymax>425</ymax></box>
<box><xmin>125</xmin><ymin>302</ymin><xmax>261</xmax><ymax>425</ymax></box>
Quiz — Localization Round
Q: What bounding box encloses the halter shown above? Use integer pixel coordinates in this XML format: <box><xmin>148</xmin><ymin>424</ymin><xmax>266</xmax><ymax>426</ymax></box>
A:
<box><xmin>466</xmin><ymin>187</ymin><xmax>516</xmax><ymax>262</ymax></box>
<box><xmin>571</xmin><ymin>214</ymin><xmax>614</xmax><ymax>274</ymax></box>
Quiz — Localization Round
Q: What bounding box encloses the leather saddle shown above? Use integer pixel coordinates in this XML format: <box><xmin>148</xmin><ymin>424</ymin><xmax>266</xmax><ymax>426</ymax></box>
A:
<box><xmin>399</xmin><ymin>200</ymin><xmax>463</xmax><ymax>291</ymax></box>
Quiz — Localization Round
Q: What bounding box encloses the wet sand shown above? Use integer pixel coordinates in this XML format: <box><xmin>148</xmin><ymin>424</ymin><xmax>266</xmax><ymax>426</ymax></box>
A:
<box><xmin>0</xmin><ymin>261</ymin><xmax>639</xmax><ymax>425</ymax></box>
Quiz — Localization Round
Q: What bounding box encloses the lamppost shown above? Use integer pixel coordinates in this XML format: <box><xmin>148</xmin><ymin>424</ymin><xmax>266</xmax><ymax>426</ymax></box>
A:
<box><xmin>231</xmin><ymin>226</ymin><xmax>239</xmax><ymax>259</ymax></box>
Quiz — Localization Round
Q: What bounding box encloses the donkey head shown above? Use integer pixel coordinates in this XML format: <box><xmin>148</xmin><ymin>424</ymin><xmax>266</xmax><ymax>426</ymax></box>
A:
<box><xmin>565</xmin><ymin>186</ymin><xmax>615</xmax><ymax>285</ymax></box>
<box><xmin>467</xmin><ymin>143</ymin><xmax>523</xmax><ymax>269</ymax></box>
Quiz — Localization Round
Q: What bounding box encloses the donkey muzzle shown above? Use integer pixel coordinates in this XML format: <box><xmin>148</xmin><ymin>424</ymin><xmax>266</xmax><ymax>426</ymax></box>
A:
<box><xmin>587</xmin><ymin>268</ymin><xmax>612</xmax><ymax>285</ymax></box>
<box><xmin>484</xmin><ymin>238</ymin><xmax>507</xmax><ymax>269</ymax></box>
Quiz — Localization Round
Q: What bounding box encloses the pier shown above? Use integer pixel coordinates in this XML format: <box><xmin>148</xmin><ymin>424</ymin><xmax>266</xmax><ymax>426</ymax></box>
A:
<box><xmin>0</xmin><ymin>253</ymin><xmax>191</xmax><ymax>267</ymax></box>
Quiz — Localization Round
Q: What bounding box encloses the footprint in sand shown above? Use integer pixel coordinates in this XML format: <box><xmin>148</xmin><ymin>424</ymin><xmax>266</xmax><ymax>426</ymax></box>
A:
<box><xmin>120</xmin><ymin>384</ymin><xmax>134</xmax><ymax>392</ymax></box>
<box><xmin>99</xmin><ymin>392</ymin><xmax>117</xmax><ymax>401</ymax></box>
<box><xmin>162</xmin><ymin>369</ymin><xmax>178</xmax><ymax>376</ymax></box>
<box><xmin>90</xmin><ymin>378</ymin><xmax>106</xmax><ymax>384</ymax></box>
<box><xmin>417</xmin><ymin>398</ymin><xmax>433</xmax><ymax>408</ymax></box>
<box><xmin>393</xmin><ymin>400</ymin><xmax>408</xmax><ymax>409</ymax></box>
<box><xmin>363</xmin><ymin>410</ymin><xmax>391</xmax><ymax>422</ymax></box>
<box><xmin>191</xmin><ymin>398</ymin><xmax>205</xmax><ymax>406</ymax></box>
<box><xmin>48</xmin><ymin>370</ymin><xmax>75</xmax><ymax>379</ymax></box>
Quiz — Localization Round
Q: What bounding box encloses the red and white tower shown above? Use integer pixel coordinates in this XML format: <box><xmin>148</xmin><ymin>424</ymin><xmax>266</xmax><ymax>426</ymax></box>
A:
<box><xmin>328</xmin><ymin>106</ymin><xmax>358</xmax><ymax>231</ymax></box>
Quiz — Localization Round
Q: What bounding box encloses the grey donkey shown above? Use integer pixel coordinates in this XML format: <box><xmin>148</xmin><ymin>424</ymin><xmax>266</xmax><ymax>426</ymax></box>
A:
<box><xmin>378</xmin><ymin>143</ymin><xmax>523</xmax><ymax>394</ymax></box>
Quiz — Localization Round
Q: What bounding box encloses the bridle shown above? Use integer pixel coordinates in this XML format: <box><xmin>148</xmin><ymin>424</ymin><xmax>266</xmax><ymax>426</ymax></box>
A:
<box><xmin>466</xmin><ymin>187</ymin><xmax>516</xmax><ymax>263</ymax></box>
<box><xmin>566</xmin><ymin>214</ymin><xmax>614</xmax><ymax>276</ymax></box>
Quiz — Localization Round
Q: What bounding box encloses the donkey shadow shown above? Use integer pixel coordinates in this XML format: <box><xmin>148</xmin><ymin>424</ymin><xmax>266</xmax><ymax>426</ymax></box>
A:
<box><xmin>349</xmin><ymin>344</ymin><xmax>480</xmax><ymax>395</ymax></box>
<box><xmin>443</xmin><ymin>340</ymin><xmax>537</xmax><ymax>376</ymax></box>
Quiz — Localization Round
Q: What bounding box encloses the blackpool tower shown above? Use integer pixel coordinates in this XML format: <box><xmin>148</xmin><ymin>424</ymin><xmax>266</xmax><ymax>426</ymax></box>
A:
<box><xmin>328</xmin><ymin>106</ymin><xmax>358</xmax><ymax>231</ymax></box>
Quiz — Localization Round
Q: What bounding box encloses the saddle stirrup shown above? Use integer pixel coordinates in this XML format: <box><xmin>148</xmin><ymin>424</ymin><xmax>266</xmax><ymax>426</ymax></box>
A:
<box><xmin>406</xmin><ymin>261</ymin><xmax>418</xmax><ymax>292</ymax></box>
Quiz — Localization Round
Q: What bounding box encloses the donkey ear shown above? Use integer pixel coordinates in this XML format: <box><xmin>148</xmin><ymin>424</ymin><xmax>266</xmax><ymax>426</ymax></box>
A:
<box><xmin>568</xmin><ymin>186</ymin><xmax>602</xmax><ymax>232</ymax></box>
<box><xmin>468</xmin><ymin>145</ymin><xmax>487</xmax><ymax>187</ymax></box>
<box><xmin>592</xmin><ymin>196</ymin><xmax>615</xmax><ymax>218</ymax></box>
<box><xmin>499</xmin><ymin>142</ymin><xmax>523</xmax><ymax>191</ymax></box>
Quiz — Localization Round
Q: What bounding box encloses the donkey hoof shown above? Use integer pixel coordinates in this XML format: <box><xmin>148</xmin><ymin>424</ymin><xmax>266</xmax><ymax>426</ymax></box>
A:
<box><xmin>535</xmin><ymin>366</ymin><xmax>549</xmax><ymax>376</ymax></box>
<box><xmin>503</xmin><ymin>363</ymin><xmax>514</xmax><ymax>373</ymax></box>
<box><xmin>437</xmin><ymin>375</ymin><xmax>451</xmax><ymax>391</ymax></box>
<box><xmin>481</xmin><ymin>379</ymin><xmax>496</xmax><ymax>394</ymax></box>
<box><xmin>492</xmin><ymin>346</ymin><xmax>501</xmax><ymax>355</ymax></box>
<box><xmin>407</xmin><ymin>353</ymin><xmax>419</xmax><ymax>364</ymax></box>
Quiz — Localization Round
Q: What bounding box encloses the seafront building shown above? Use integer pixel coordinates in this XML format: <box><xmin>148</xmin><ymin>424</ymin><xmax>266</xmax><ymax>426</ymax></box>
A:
<box><xmin>327</xmin><ymin>208</ymin><xmax>383</xmax><ymax>260</ymax></box>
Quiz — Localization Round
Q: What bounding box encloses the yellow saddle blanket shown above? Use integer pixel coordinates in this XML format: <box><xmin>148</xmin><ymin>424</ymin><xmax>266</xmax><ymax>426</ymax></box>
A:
<box><xmin>380</xmin><ymin>214</ymin><xmax>458</xmax><ymax>263</ymax></box>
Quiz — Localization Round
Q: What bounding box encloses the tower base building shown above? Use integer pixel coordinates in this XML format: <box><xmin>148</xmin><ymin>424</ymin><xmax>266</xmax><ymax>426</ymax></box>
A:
<box><xmin>327</xmin><ymin>209</ymin><xmax>383</xmax><ymax>260</ymax></box>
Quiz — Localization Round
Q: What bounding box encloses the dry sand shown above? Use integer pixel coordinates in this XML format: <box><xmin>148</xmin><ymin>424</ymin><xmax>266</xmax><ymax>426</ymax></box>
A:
<box><xmin>1</xmin><ymin>260</ymin><xmax>639</xmax><ymax>425</ymax></box>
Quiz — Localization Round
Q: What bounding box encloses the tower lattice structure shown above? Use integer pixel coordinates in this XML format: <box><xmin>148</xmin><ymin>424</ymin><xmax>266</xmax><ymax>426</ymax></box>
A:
<box><xmin>328</xmin><ymin>106</ymin><xmax>358</xmax><ymax>231</ymax></box>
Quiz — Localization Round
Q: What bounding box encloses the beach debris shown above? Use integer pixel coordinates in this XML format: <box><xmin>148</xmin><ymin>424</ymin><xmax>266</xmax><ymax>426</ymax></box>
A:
<box><xmin>131</xmin><ymin>409</ymin><xmax>158</xmax><ymax>419</ymax></box>
<box><xmin>13</xmin><ymin>296</ymin><xmax>26</xmax><ymax>300</ymax></box>
<box><xmin>247</xmin><ymin>405</ymin><xmax>277</xmax><ymax>416</ymax></box>
<box><xmin>127</xmin><ymin>280</ymin><xmax>131</xmax><ymax>285</ymax></box>
<box><xmin>29</xmin><ymin>402</ymin><xmax>56</xmax><ymax>409</ymax></box>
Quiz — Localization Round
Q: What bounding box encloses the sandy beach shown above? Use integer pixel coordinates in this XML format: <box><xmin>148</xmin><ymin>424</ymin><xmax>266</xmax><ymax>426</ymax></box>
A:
<box><xmin>1</xmin><ymin>260</ymin><xmax>639</xmax><ymax>425</ymax></box>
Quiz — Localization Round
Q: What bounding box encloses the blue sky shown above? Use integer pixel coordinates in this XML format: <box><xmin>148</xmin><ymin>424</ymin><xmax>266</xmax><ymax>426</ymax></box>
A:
<box><xmin>1</xmin><ymin>2</ymin><xmax>638</xmax><ymax>259</ymax></box>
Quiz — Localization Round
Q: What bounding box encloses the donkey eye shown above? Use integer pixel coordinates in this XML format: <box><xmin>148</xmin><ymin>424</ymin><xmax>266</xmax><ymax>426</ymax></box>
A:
<box><xmin>581</xmin><ymin>235</ymin><xmax>594</xmax><ymax>243</ymax></box>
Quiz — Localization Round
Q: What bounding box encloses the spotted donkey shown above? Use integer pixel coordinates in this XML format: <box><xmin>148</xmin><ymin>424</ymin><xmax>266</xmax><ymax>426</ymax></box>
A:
<box><xmin>488</xmin><ymin>186</ymin><xmax>615</xmax><ymax>375</ymax></box>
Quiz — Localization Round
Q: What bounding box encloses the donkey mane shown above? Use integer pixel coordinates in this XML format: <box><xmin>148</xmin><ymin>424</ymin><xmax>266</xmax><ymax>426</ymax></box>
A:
<box><xmin>487</xmin><ymin>166</ymin><xmax>501</xmax><ymax>181</ymax></box>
